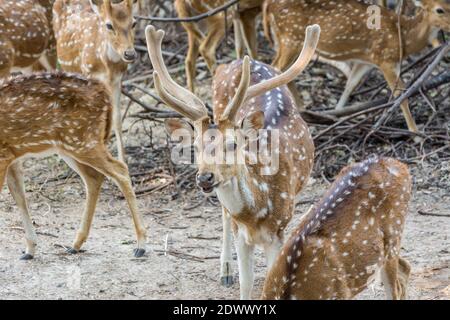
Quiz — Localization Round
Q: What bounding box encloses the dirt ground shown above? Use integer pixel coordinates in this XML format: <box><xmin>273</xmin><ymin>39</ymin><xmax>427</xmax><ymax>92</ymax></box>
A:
<box><xmin>0</xmin><ymin>124</ymin><xmax>449</xmax><ymax>300</ymax></box>
<box><xmin>1</xmin><ymin>61</ymin><xmax>449</xmax><ymax>299</ymax></box>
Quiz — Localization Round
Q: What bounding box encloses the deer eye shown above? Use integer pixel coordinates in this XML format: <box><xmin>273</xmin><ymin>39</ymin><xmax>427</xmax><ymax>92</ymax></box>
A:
<box><xmin>106</xmin><ymin>22</ymin><xmax>114</xmax><ymax>31</ymax></box>
<box><xmin>132</xmin><ymin>21</ymin><xmax>137</xmax><ymax>29</ymax></box>
<box><xmin>435</xmin><ymin>7</ymin><xmax>445</xmax><ymax>14</ymax></box>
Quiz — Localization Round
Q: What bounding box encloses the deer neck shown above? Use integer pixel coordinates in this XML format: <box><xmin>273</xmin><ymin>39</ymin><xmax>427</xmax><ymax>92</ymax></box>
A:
<box><xmin>215</xmin><ymin>167</ymin><xmax>256</xmax><ymax>216</ymax></box>
<box><xmin>402</xmin><ymin>9</ymin><xmax>435</xmax><ymax>57</ymax></box>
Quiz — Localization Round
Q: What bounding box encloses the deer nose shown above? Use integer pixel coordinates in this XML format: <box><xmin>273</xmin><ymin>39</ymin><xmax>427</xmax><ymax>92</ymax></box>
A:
<box><xmin>123</xmin><ymin>49</ymin><xmax>137</xmax><ymax>62</ymax></box>
<box><xmin>196</xmin><ymin>172</ymin><xmax>215</xmax><ymax>189</ymax></box>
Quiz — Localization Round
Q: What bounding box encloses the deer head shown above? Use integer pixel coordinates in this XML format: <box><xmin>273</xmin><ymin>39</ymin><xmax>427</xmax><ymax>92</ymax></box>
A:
<box><xmin>145</xmin><ymin>24</ymin><xmax>320</xmax><ymax>194</ymax></box>
<box><xmin>90</xmin><ymin>0</ymin><xmax>138</xmax><ymax>63</ymax></box>
<box><xmin>416</xmin><ymin>0</ymin><xmax>450</xmax><ymax>31</ymax></box>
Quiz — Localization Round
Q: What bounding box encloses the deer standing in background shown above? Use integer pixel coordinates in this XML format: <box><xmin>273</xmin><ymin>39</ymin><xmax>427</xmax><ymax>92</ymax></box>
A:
<box><xmin>33</xmin><ymin>0</ymin><xmax>58</xmax><ymax>71</ymax></box>
<box><xmin>174</xmin><ymin>0</ymin><xmax>264</xmax><ymax>92</ymax></box>
<box><xmin>379</xmin><ymin>0</ymin><xmax>443</xmax><ymax>46</ymax></box>
<box><xmin>263</xmin><ymin>0</ymin><xmax>450</xmax><ymax>134</ymax></box>
<box><xmin>262</xmin><ymin>156</ymin><xmax>412</xmax><ymax>300</ymax></box>
<box><xmin>0</xmin><ymin>0</ymin><xmax>56</xmax><ymax>78</ymax></box>
<box><xmin>0</xmin><ymin>72</ymin><xmax>147</xmax><ymax>260</ymax></box>
<box><xmin>53</xmin><ymin>0</ymin><xmax>139</xmax><ymax>163</ymax></box>
<box><xmin>145</xmin><ymin>24</ymin><xmax>319</xmax><ymax>299</ymax></box>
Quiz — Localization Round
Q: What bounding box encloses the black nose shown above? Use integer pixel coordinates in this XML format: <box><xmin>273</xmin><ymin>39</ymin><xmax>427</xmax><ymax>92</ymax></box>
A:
<box><xmin>197</xmin><ymin>172</ymin><xmax>214</xmax><ymax>188</ymax></box>
<box><xmin>123</xmin><ymin>49</ymin><xmax>137</xmax><ymax>62</ymax></box>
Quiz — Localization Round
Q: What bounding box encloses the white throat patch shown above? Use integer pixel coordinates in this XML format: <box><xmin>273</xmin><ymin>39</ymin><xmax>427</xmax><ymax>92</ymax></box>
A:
<box><xmin>216</xmin><ymin>176</ymin><xmax>255</xmax><ymax>215</ymax></box>
<box><xmin>106</xmin><ymin>43</ymin><xmax>122</xmax><ymax>63</ymax></box>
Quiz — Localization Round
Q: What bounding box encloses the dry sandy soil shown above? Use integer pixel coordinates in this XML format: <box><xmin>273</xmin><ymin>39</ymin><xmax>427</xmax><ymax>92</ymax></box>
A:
<box><xmin>1</xmin><ymin>68</ymin><xmax>449</xmax><ymax>299</ymax></box>
<box><xmin>0</xmin><ymin>129</ymin><xmax>449</xmax><ymax>300</ymax></box>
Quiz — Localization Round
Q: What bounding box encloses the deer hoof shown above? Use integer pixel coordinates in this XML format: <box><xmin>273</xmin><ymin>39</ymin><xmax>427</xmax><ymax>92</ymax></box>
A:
<box><xmin>220</xmin><ymin>276</ymin><xmax>234</xmax><ymax>288</ymax></box>
<box><xmin>133</xmin><ymin>248</ymin><xmax>146</xmax><ymax>258</ymax></box>
<box><xmin>20</xmin><ymin>253</ymin><xmax>34</xmax><ymax>261</ymax></box>
<box><xmin>66</xmin><ymin>247</ymin><xmax>79</xmax><ymax>255</ymax></box>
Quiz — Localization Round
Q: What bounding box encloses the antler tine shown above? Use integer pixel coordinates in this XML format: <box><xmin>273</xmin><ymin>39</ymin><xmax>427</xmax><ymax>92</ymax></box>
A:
<box><xmin>153</xmin><ymin>72</ymin><xmax>204</xmax><ymax>120</ymax></box>
<box><xmin>245</xmin><ymin>24</ymin><xmax>321</xmax><ymax>102</ymax></box>
<box><xmin>145</xmin><ymin>25</ymin><xmax>208</xmax><ymax>121</ymax></box>
<box><xmin>220</xmin><ymin>55</ymin><xmax>251</xmax><ymax>122</ymax></box>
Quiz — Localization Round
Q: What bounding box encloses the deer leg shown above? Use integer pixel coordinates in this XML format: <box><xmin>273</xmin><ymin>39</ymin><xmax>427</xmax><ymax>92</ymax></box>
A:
<box><xmin>264</xmin><ymin>237</ymin><xmax>283</xmax><ymax>270</ymax></box>
<box><xmin>111</xmin><ymin>78</ymin><xmax>127</xmax><ymax>163</ymax></box>
<box><xmin>381</xmin><ymin>64</ymin><xmax>419</xmax><ymax>134</ymax></box>
<box><xmin>185</xmin><ymin>26</ymin><xmax>201</xmax><ymax>93</ymax></box>
<box><xmin>61</xmin><ymin>156</ymin><xmax>105</xmax><ymax>254</ymax></box>
<box><xmin>240</xmin><ymin>8</ymin><xmax>260</xmax><ymax>59</ymax></box>
<box><xmin>6</xmin><ymin>162</ymin><xmax>38</xmax><ymax>260</ymax></box>
<box><xmin>317</xmin><ymin>55</ymin><xmax>352</xmax><ymax>78</ymax></box>
<box><xmin>235</xmin><ymin>232</ymin><xmax>255</xmax><ymax>299</ymax></box>
<box><xmin>73</xmin><ymin>148</ymin><xmax>147</xmax><ymax>257</ymax></box>
<box><xmin>336</xmin><ymin>63</ymin><xmax>373</xmax><ymax>110</ymax></box>
<box><xmin>200</xmin><ymin>17</ymin><xmax>225</xmax><ymax>74</ymax></box>
<box><xmin>381</xmin><ymin>257</ymin><xmax>408</xmax><ymax>300</ymax></box>
<box><xmin>37</xmin><ymin>52</ymin><xmax>56</xmax><ymax>71</ymax></box>
<box><xmin>397</xmin><ymin>256</ymin><xmax>411</xmax><ymax>299</ymax></box>
<box><xmin>431</xmin><ymin>38</ymin><xmax>441</xmax><ymax>48</ymax></box>
<box><xmin>233</xmin><ymin>16</ymin><xmax>245</xmax><ymax>59</ymax></box>
<box><xmin>220</xmin><ymin>207</ymin><xmax>234</xmax><ymax>287</ymax></box>
<box><xmin>272</xmin><ymin>43</ymin><xmax>298</xmax><ymax>72</ymax></box>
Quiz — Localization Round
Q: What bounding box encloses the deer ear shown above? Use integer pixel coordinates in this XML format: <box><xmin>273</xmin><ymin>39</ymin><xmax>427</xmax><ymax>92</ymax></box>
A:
<box><xmin>413</xmin><ymin>0</ymin><xmax>424</xmax><ymax>8</ymax></box>
<box><xmin>165</xmin><ymin>119</ymin><xmax>194</xmax><ymax>145</ymax></box>
<box><xmin>241</xmin><ymin>111</ymin><xmax>265</xmax><ymax>135</ymax></box>
<box><xmin>90</xmin><ymin>0</ymin><xmax>103</xmax><ymax>15</ymax></box>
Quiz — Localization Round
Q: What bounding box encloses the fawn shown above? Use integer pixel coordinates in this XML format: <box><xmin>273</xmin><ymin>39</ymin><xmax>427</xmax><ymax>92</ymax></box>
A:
<box><xmin>0</xmin><ymin>72</ymin><xmax>146</xmax><ymax>259</ymax></box>
<box><xmin>53</xmin><ymin>0</ymin><xmax>139</xmax><ymax>162</ymax></box>
<box><xmin>174</xmin><ymin>0</ymin><xmax>264</xmax><ymax>92</ymax></box>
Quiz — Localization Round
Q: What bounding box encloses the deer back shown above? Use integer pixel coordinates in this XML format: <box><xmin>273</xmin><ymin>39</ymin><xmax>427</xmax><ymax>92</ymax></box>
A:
<box><xmin>0</xmin><ymin>0</ymin><xmax>51</xmax><ymax>74</ymax></box>
<box><xmin>263</xmin><ymin>0</ymin><xmax>446</xmax><ymax>66</ymax></box>
<box><xmin>0</xmin><ymin>72</ymin><xmax>112</xmax><ymax>158</ymax></box>
<box><xmin>262</xmin><ymin>156</ymin><xmax>412</xmax><ymax>300</ymax></box>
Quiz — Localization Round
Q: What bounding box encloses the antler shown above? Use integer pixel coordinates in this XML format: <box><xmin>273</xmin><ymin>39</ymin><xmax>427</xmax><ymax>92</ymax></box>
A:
<box><xmin>219</xmin><ymin>24</ymin><xmax>321</xmax><ymax>122</ymax></box>
<box><xmin>246</xmin><ymin>24</ymin><xmax>320</xmax><ymax>101</ymax></box>
<box><xmin>145</xmin><ymin>25</ymin><xmax>208</xmax><ymax>121</ymax></box>
<box><xmin>221</xmin><ymin>55</ymin><xmax>251</xmax><ymax>122</ymax></box>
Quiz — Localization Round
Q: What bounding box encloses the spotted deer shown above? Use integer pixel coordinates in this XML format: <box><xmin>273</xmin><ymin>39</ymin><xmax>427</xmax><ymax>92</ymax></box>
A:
<box><xmin>174</xmin><ymin>0</ymin><xmax>264</xmax><ymax>92</ymax></box>
<box><xmin>262</xmin><ymin>156</ymin><xmax>412</xmax><ymax>300</ymax></box>
<box><xmin>33</xmin><ymin>0</ymin><xmax>58</xmax><ymax>71</ymax></box>
<box><xmin>263</xmin><ymin>0</ymin><xmax>450</xmax><ymax>134</ymax></box>
<box><xmin>0</xmin><ymin>72</ymin><xmax>147</xmax><ymax>259</ymax></box>
<box><xmin>145</xmin><ymin>24</ymin><xmax>320</xmax><ymax>299</ymax></box>
<box><xmin>53</xmin><ymin>0</ymin><xmax>139</xmax><ymax>163</ymax></box>
<box><xmin>379</xmin><ymin>0</ymin><xmax>443</xmax><ymax>46</ymax></box>
<box><xmin>0</xmin><ymin>0</ymin><xmax>56</xmax><ymax>78</ymax></box>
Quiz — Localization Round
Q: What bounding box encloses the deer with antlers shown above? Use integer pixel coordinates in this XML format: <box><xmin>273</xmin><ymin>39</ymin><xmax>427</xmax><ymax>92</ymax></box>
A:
<box><xmin>263</xmin><ymin>0</ymin><xmax>450</xmax><ymax>134</ymax></box>
<box><xmin>145</xmin><ymin>24</ymin><xmax>320</xmax><ymax>299</ymax></box>
<box><xmin>0</xmin><ymin>0</ymin><xmax>56</xmax><ymax>78</ymax></box>
<box><xmin>53</xmin><ymin>0</ymin><xmax>139</xmax><ymax>163</ymax></box>
<box><xmin>262</xmin><ymin>156</ymin><xmax>412</xmax><ymax>300</ymax></box>
<box><xmin>0</xmin><ymin>72</ymin><xmax>147</xmax><ymax>260</ymax></box>
<box><xmin>174</xmin><ymin>0</ymin><xmax>264</xmax><ymax>93</ymax></box>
